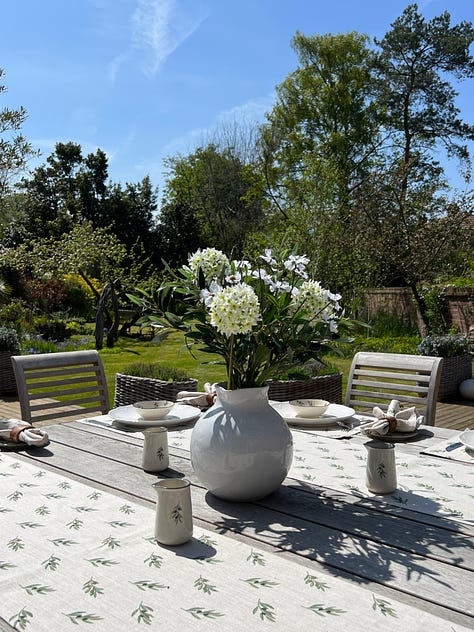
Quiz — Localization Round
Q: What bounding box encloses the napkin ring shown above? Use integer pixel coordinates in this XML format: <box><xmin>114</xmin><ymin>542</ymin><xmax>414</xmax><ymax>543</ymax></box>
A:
<box><xmin>10</xmin><ymin>425</ymin><xmax>34</xmax><ymax>443</ymax></box>
<box><xmin>386</xmin><ymin>417</ymin><xmax>397</xmax><ymax>433</ymax></box>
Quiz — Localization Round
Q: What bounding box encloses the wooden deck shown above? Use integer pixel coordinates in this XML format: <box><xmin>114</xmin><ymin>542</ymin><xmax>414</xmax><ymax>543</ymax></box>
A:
<box><xmin>0</xmin><ymin>393</ymin><xmax>472</xmax><ymax>430</ymax></box>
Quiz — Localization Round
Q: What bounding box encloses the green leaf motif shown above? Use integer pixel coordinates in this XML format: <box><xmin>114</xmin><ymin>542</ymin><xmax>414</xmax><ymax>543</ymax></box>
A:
<box><xmin>131</xmin><ymin>580</ymin><xmax>169</xmax><ymax>591</ymax></box>
<box><xmin>21</xmin><ymin>583</ymin><xmax>56</xmax><ymax>595</ymax></box>
<box><xmin>7</xmin><ymin>490</ymin><xmax>23</xmax><ymax>501</ymax></box>
<box><xmin>67</xmin><ymin>519</ymin><xmax>84</xmax><ymax>531</ymax></box>
<box><xmin>0</xmin><ymin>507</ymin><xmax>13</xmax><ymax>513</ymax></box>
<box><xmin>82</xmin><ymin>578</ymin><xmax>104</xmax><ymax>598</ymax></box>
<box><xmin>194</xmin><ymin>575</ymin><xmax>218</xmax><ymax>594</ymax></box>
<box><xmin>247</xmin><ymin>550</ymin><xmax>266</xmax><ymax>566</ymax></box>
<box><xmin>144</xmin><ymin>553</ymin><xmax>163</xmax><ymax>568</ymax></box>
<box><xmin>88</xmin><ymin>491</ymin><xmax>101</xmax><ymax>500</ymax></box>
<box><xmin>9</xmin><ymin>607</ymin><xmax>33</xmax><ymax>630</ymax></box>
<box><xmin>106</xmin><ymin>521</ymin><xmax>133</xmax><ymax>528</ymax></box>
<box><xmin>49</xmin><ymin>538</ymin><xmax>78</xmax><ymax>547</ymax></box>
<box><xmin>41</xmin><ymin>555</ymin><xmax>61</xmax><ymax>571</ymax></box>
<box><xmin>184</xmin><ymin>607</ymin><xmax>225</xmax><ymax>620</ymax></box>
<box><xmin>194</xmin><ymin>557</ymin><xmax>223</xmax><ymax>565</ymax></box>
<box><xmin>131</xmin><ymin>601</ymin><xmax>154</xmax><ymax>625</ymax></box>
<box><xmin>0</xmin><ymin>560</ymin><xmax>17</xmax><ymax>570</ymax></box>
<box><xmin>372</xmin><ymin>596</ymin><xmax>397</xmax><ymax>617</ymax></box>
<box><xmin>19</xmin><ymin>482</ymin><xmax>38</xmax><ymax>488</ymax></box>
<box><xmin>35</xmin><ymin>505</ymin><xmax>50</xmax><ymax>516</ymax></box>
<box><xmin>252</xmin><ymin>599</ymin><xmax>276</xmax><ymax>622</ymax></box>
<box><xmin>18</xmin><ymin>522</ymin><xmax>43</xmax><ymax>529</ymax></box>
<box><xmin>73</xmin><ymin>506</ymin><xmax>98</xmax><ymax>513</ymax></box>
<box><xmin>199</xmin><ymin>534</ymin><xmax>217</xmax><ymax>547</ymax></box>
<box><xmin>7</xmin><ymin>537</ymin><xmax>25</xmax><ymax>551</ymax></box>
<box><xmin>86</xmin><ymin>558</ymin><xmax>119</xmax><ymax>567</ymax></box>
<box><xmin>43</xmin><ymin>493</ymin><xmax>65</xmax><ymax>500</ymax></box>
<box><xmin>243</xmin><ymin>577</ymin><xmax>279</xmax><ymax>589</ymax></box>
<box><xmin>119</xmin><ymin>504</ymin><xmax>135</xmax><ymax>514</ymax></box>
<box><xmin>33</xmin><ymin>471</ymin><xmax>46</xmax><ymax>478</ymax></box>
<box><xmin>305</xmin><ymin>603</ymin><xmax>346</xmax><ymax>617</ymax></box>
<box><xmin>102</xmin><ymin>535</ymin><xmax>121</xmax><ymax>549</ymax></box>
<box><xmin>58</xmin><ymin>481</ymin><xmax>72</xmax><ymax>489</ymax></box>
<box><xmin>63</xmin><ymin>611</ymin><xmax>103</xmax><ymax>625</ymax></box>
<box><xmin>304</xmin><ymin>574</ymin><xmax>329</xmax><ymax>590</ymax></box>
<box><xmin>171</xmin><ymin>503</ymin><xmax>183</xmax><ymax>524</ymax></box>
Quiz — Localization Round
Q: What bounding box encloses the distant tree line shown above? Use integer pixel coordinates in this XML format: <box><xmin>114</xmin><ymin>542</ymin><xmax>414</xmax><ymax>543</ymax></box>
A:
<box><xmin>1</xmin><ymin>4</ymin><xmax>474</xmax><ymax>335</ymax></box>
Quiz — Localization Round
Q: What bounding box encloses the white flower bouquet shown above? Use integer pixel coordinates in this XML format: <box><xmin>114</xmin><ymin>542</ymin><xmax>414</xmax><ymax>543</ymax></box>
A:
<box><xmin>129</xmin><ymin>248</ymin><xmax>346</xmax><ymax>390</ymax></box>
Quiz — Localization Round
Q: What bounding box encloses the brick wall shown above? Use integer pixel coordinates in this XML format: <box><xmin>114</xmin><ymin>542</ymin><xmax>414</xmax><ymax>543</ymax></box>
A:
<box><xmin>362</xmin><ymin>287</ymin><xmax>474</xmax><ymax>335</ymax></box>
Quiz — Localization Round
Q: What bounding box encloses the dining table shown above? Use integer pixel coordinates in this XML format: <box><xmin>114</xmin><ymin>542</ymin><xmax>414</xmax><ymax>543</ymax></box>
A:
<box><xmin>0</xmin><ymin>402</ymin><xmax>473</xmax><ymax>631</ymax></box>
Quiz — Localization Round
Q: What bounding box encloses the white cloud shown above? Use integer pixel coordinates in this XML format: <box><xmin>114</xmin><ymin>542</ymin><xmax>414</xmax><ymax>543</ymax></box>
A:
<box><xmin>131</xmin><ymin>0</ymin><xmax>207</xmax><ymax>77</ymax></box>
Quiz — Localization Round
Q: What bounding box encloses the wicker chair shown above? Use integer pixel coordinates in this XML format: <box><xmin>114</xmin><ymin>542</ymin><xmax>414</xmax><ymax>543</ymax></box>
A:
<box><xmin>11</xmin><ymin>350</ymin><xmax>110</xmax><ymax>425</ymax></box>
<box><xmin>345</xmin><ymin>352</ymin><xmax>443</xmax><ymax>426</ymax></box>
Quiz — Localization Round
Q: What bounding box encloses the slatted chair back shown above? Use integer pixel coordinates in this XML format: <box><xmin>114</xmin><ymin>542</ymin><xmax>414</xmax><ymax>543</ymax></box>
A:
<box><xmin>345</xmin><ymin>352</ymin><xmax>443</xmax><ymax>426</ymax></box>
<box><xmin>11</xmin><ymin>350</ymin><xmax>110</xmax><ymax>425</ymax></box>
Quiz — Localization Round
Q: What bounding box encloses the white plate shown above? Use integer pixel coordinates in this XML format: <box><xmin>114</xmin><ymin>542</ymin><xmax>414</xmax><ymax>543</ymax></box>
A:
<box><xmin>270</xmin><ymin>402</ymin><xmax>355</xmax><ymax>428</ymax></box>
<box><xmin>459</xmin><ymin>429</ymin><xmax>474</xmax><ymax>451</ymax></box>
<box><xmin>364</xmin><ymin>429</ymin><xmax>419</xmax><ymax>441</ymax></box>
<box><xmin>109</xmin><ymin>403</ymin><xmax>200</xmax><ymax>428</ymax></box>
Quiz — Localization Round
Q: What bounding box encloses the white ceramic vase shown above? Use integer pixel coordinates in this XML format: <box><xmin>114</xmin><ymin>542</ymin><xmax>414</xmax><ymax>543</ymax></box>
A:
<box><xmin>190</xmin><ymin>385</ymin><xmax>293</xmax><ymax>501</ymax></box>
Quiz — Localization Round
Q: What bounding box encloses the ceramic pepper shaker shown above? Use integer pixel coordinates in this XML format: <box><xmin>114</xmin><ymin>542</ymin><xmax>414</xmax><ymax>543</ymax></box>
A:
<box><xmin>142</xmin><ymin>427</ymin><xmax>169</xmax><ymax>472</ymax></box>
<box><xmin>153</xmin><ymin>478</ymin><xmax>193</xmax><ymax>545</ymax></box>
<box><xmin>365</xmin><ymin>439</ymin><xmax>397</xmax><ymax>494</ymax></box>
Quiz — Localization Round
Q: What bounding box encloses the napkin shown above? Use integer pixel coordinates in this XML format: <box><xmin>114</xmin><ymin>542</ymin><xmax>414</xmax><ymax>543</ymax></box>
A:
<box><xmin>0</xmin><ymin>417</ymin><xmax>50</xmax><ymax>447</ymax></box>
<box><xmin>176</xmin><ymin>383</ymin><xmax>217</xmax><ymax>409</ymax></box>
<box><xmin>361</xmin><ymin>399</ymin><xmax>423</xmax><ymax>437</ymax></box>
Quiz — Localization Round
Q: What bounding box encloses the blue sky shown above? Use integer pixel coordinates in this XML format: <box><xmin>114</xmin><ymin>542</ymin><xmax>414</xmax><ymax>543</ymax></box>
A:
<box><xmin>2</xmin><ymin>0</ymin><xmax>474</xmax><ymax>197</ymax></box>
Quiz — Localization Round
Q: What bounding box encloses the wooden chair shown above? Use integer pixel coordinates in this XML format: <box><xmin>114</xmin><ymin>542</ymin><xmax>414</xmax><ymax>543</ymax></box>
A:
<box><xmin>11</xmin><ymin>350</ymin><xmax>110</xmax><ymax>425</ymax></box>
<box><xmin>345</xmin><ymin>352</ymin><xmax>443</xmax><ymax>426</ymax></box>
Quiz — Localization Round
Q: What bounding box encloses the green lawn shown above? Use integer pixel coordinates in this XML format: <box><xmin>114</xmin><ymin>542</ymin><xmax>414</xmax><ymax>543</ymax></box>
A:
<box><xmin>99</xmin><ymin>332</ymin><xmax>352</xmax><ymax>405</ymax></box>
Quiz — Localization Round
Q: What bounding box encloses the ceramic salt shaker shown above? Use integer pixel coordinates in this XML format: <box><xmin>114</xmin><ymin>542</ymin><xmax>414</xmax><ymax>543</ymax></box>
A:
<box><xmin>142</xmin><ymin>427</ymin><xmax>169</xmax><ymax>472</ymax></box>
<box><xmin>153</xmin><ymin>479</ymin><xmax>193</xmax><ymax>545</ymax></box>
<box><xmin>364</xmin><ymin>439</ymin><xmax>397</xmax><ymax>494</ymax></box>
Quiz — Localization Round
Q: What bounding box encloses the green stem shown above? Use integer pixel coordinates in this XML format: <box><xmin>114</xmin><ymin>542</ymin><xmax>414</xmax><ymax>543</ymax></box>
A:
<box><xmin>227</xmin><ymin>335</ymin><xmax>234</xmax><ymax>390</ymax></box>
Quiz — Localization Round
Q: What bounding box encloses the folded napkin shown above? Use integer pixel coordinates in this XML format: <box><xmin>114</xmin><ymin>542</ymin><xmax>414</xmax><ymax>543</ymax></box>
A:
<box><xmin>0</xmin><ymin>417</ymin><xmax>50</xmax><ymax>447</ymax></box>
<box><xmin>176</xmin><ymin>383</ymin><xmax>217</xmax><ymax>409</ymax></box>
<box><xmin>362</xmin><ymin>400</ymin><xmax>423</xmax><ymax>437</ymax></box>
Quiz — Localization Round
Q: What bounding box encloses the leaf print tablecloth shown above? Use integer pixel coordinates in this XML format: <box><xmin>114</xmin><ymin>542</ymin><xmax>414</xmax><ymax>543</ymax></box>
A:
<box><xmin>0</xmin><ymin>454</ymin><xmax>470</xmax><ymax>632</ymax></box>
<box><xmin>164</xmin><ymin>426</ymin><xmax>474</xmax><ymax>527</ymax></box>
<box><xmin>82</xmin><ymin>418</ymin><xmax>474</xmax><ymax>527</ymax></box>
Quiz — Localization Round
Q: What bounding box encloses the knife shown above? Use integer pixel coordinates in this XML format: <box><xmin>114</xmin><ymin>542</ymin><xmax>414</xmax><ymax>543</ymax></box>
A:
<box><xmin>445</xmin><ymin>441</ymin><xmax>463</xmax><ymax>452</ymax></box>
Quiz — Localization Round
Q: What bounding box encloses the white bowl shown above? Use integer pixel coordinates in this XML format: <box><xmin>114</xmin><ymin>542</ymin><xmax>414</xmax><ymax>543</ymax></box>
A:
<box><xmin>288</xmin><ymin>399</ymin><xmax>330</xmax><ymax>418</ymax></box>
<box><xmin>132</xmin><ymin>400</ymin><xmax>174</xmax><ymax>420</ymax></box>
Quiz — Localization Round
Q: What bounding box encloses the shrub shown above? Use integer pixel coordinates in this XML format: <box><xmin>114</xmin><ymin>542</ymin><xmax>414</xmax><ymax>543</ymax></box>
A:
<box><xmin>0</xmin><ymin>326</ymin><xmax>20</xmax><ymax>352</ymax></box>
<box><xmin>417</xmin><ymin>334</ymin><xmax>470</xmax><ymax>357</ymax></box>
<box><xmin>120</xmin><ymin>362</ymin><xmax>191</xmax><ymax>381</ymax></box>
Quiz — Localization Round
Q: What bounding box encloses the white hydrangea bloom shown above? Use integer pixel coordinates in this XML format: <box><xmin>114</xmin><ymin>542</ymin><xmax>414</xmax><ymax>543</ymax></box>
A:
<box><xmin>188</xmin><ymin>248</ymin><xmax>230</xmax><ymax>284</ymax></box>
<box><xmin>291</xmin><ymin>280</ymin><xmax>339</xmax><ymax>323</ymax></box>
<box><xmin>210</xmin><ymin>283</ymin><xmax>260</xmax><ymax>336</ymax></box>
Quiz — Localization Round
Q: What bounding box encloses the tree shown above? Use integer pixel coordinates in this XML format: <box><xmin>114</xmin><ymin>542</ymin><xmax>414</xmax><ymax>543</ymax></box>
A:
<box><xmin>160</xmin><ymin>144</ymin><xmax>265</xmax><ymax>259</ymax></box>
<box><xmin>0</xmin><ymin>68</ymin><xmax>39</xmax><ymax>207</ymax></box>
<box><xmin>9</xmin><ymin>142</ymin><xmax>159</xmax><ymax>255</ymax></box>
<box><xmin>362</xmin><ymin>4</ymin><xmax>474</xmax><ymax>331</ymax></box>
<box><xmin>259</xmin><ymin>31</ymin><xmax>382</xmax><ymax>294</ymax></box>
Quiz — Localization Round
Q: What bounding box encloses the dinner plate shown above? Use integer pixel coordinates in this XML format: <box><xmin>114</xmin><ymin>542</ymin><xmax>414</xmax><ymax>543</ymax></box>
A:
<box><xmin>109</xmin><ymin>403</ymin><xmax>200</xmax><ymax>429</ymax></box>
<box><xmin>270</xmin><ymin>402</ymin><xmax>355</xmax><ymax>428</ymax></box>
<box><xmin>459</xmin><ymin>429</ymin><xmax>474</xmax><ymax>451</ymax></box>
<box><xmin>363</xmin><ymin>429</ymin><xmax>419</xmax><ymax>441</ymax></box>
